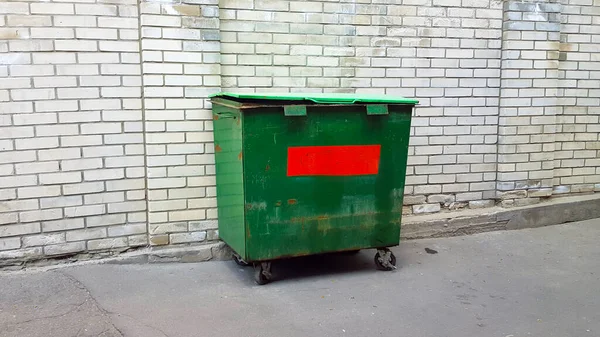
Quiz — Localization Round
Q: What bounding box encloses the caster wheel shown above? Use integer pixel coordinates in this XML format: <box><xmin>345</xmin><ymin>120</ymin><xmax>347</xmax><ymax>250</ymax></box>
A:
<box><xmin>232</xmin><ymin>253</ymin><xmax>250</xmax><ymax>267</ymax></box>
<box><xmin>254</xmin><ymin>262</ymin><xmax>272</xmax><ymax>285</ymax></box>
<box><xmin>374</xmin><ymin>249</ymin><xmax>397</xmax><ymax>271</ymax></box>
<box><xmin>254</xmin><ymin>268</ymin><xmax>269</xmax><ymax>285</ymax></box>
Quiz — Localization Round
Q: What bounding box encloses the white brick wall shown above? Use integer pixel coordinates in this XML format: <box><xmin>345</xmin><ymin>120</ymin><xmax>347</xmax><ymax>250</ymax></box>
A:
<box><xmin>496</xmin><ymin>0</ymin><xmax>561</xmax><ymax>206</ymax></box>
<box><xmin>0</xmin><ymin>0</ymin><xmax>147</xmax><ymax>259</ymax></box>
<box><xmin>0</xmin><ymin>0</ymin><xmax>598</xmax><ymax>261</ymax></box>
<box><xmin>556</xmin><ymin>0</ymin><xmax>600</xmax><ymax>195</ymax></box>
<box><xmin>220</xmin><ymin>0</ymin><xmax>504</xmax><ymax>209</ymax></box>
<box><xmin>140</xmin><ymin>0</ymin><xmax>220</xmax><ymax>247</ymax></box>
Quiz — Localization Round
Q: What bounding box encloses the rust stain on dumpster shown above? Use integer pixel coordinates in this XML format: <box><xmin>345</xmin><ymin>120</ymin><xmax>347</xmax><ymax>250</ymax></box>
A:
<box><xmin>215</xmin><ymin>144</ymin><xmax>222</xmax><ymax>152</ymax></box>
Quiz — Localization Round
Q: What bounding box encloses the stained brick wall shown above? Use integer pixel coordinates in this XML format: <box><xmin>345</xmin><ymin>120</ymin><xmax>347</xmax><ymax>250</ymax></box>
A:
<box><xmin>0</xmin><ymin>0</ymin><xmax>598</xmax><ymax>261</ymax></box>
<box><xmin>497</xmin><ymin>0</ymin><xmax>561</xmax><ymax>205</ymax></box>
<box><xmin>220</xmin><ymin>0</ymin><xmax>505</xmax><ymax>214</ymax></box>
<box><xmin>139</xmin><ymin>0</ymin><xmax>221</xmax><ymax>247</ymax></box>
<box><xmin>1</xmin><ymin>0</ymin><xmax>147</xmax><ymax>258</ymax></box>
<box><xmin>556</xmin><ymin>0</ymin><xmax>600</xmax><ymax>195</ymax></box>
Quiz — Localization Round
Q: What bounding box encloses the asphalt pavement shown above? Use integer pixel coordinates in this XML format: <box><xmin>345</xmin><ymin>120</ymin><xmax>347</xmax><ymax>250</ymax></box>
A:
<box><xmin>1</xmin><ymin>219</ymin><xmax>599</xmax><ymax>337</ymax></box>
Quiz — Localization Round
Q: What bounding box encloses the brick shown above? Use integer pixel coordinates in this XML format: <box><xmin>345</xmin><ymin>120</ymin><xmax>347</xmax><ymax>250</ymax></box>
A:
<box><xmin>55</xmin><ymin>40</ymin><xmax>97</xmax><ymax>52</ymax></box>
<box><xmin>1</xmin><ymin>199</ymin><xmax>38</xmax><ymax>213</ymax></box>
<box><xmin>0</xmin><ymin>78</ymin><xmax>30</xmax><ymax>90</ymax></box>
<box><xmin>23</xmin><ymin>233</ymin><xmax>65</xmax><ymax>248</ymax></box>
<box><xmin>104</xmin><ymin>133</ymin><xmax>144</xmax><ymax>145</ymax></box>
<box><xmin>15</xmin><ymin>161</ymin><xmax>59</xmax><ymax>174</ymax></box>
<box><xmin>0</xmin><ymin>150</ymin><xmax>36</xmax><ymax>163</ymax></box>
<box><xmin>101</xmin><ymin>87</ymin><xmax>142</xmax><ymax>98</ymax></box>
<box><xmin>0</xmin><ymin>223</ymin><xmax>40</xmax><ymax>237</ymax></box>
<box><xmin>40</xmin><ymin>171</ymin><xmax>82</xmax><ymax>185</ymax></box>
<box><xmin>100</xmin><ymin>64</ymin><xmax>140</xmax><ymax>76</ymax></box>
<box><xmin>170</xmin><ymin>231</ymin><xmax>207</xmax><ymax>244</ymax></box>
<box><xmin>101</xmin><ymin>110</ymin><xmax>142</xmax><ymax>122</ymax></box>
<box><xmin>149</xmin><ymin>223</ymin><xmax>186</xmax><ymax>236</ymax></box>
<box><xmin>107</xmin><ymin>223</ymin><xmax>145</xmax><ymax>237</ymax></box>
<box><xmin>0</xmin><ymin>27</ymin><xmax>30</xmax><ymax>40</ymax></box>
<box><xmin>108</xmin><ymin>201</ymin><xmax>146</xmax><ymax>213</ymax></box>
<box><xmin>6</xmin><ymin>15</ymin><xmax>52</xmax><ymax>27</ymax></box>
<box><xmin>88</xmin><ymin>237</ymin><xmax>129</xmax><ymax>251</ymax></box>
<box><xmin>34</xmin><ymin>76</ymin><xmax>77</xmax><ymax>88</ymax></box>
<box><xmin>0</xmin><ymin>238</ymin><xmax>21</xmax><ymax>251</ymax></box>
<box><xmin>56</xmin><ymin>64</ymin><xmax>100</xmax><ymax>76</ymax></box>
<box><xmin>188</xmin><ymin>175</ymin><xmax>216</xmax><ymax>187</ymax></box>
<box><xmin>60</xmin><ymin>135</ymin><xmax>101</xmax><ymax>147</ymax></box>
<box><xmin>63</xmin><ymin>204</ymin><xmax>106</xmax><ymax>218</ymax></box>
<box><xmin>0</xmin><ymin>175</ymin><xmax>37</xmax><ymax>189</ymax></box>
<box><xmin>32</xmin><ymin>52</ymin><xmax>77</xmax><ymax>65</ymax></box>
<box><xmin>42</xmin><ymin>218</ymin><xmax>85</xmax><ymax>232</ymax></box>
<box><xmin>10</xmin><ymin>65</ymin><xmax>54</xmax><ymax>77</ymax></box>
<box><xmin>75</xmin><ymin>3</ymin><xmax>117</xmax><ymax>16</ymax></box>
<box><xmin>455</xmin><ymin>192</ymin><xmax>483</xmax><ymax>202</ymax></box>
<box><xmin>428</xmin><ymin>194</ymin><xmax>456</xmax><ymax>204</ymax></box>
<box><xmin>30</xmin><ymin>28</ymin><xmax>75</xmax><ymax>39</ymax></box>
<box><xmin>0</xmin><ymin>213</ymin><xmax>18</xmax><ymax>226</ymax></box>
<box><xmin>67</xmin><ymin>228</ymin><xmax>107</xmax><ymax>242</ymax></box>
<box><xmin>20</xmin><ymin>209</ymin><xmax>63</xmax><ymax>223</ymax></box>
<box><xmin>99</xmin><ymin>41</ymin><xmax>139</xmax><ymax>52</ymax></box>
<box><xmin>40</xmin><ymin>196</ymin><xmax>83</xmax><ymax>209</ymax></box>
<box><xmin>142</xmin><ymin>39</ymin><xmax>182</xmax><ymax>52</ymax></box>
<box><xmin>412</xmin><ymin>204</ymin><xmax>442</xmax><ymax>214</ymax></box>
<box><xmin>141</xmin><ymin>14</ymin><xmax>181</xmax><ymax>27</ymax></box>
<box><xmin>18</xmin><ymin>185</ymin><xmax>61</xmax><ymax>199</ymax></box>
<box><xmin>98</xmin><ymin>17</ymin><xmax>138</xmax><ymax>29</ymax></box>
<box><xmin>127</xmin><ymin>234</ymin><xmax>146</xmax><ymax>247</ymax></box>
<box><xmin>57</xmin><ymin>88</ymin><xmax>100</xmax><ymax>100</ymax></box>
<box><xmin>0</xmin><ymin>163</ymin><xmax>13</xmax><ymax>175</ymax></box>
<box><xmin>38</xmin><ymin>148</ymin><xmax>81</xmax><ymax>162</ymax></box>
<box><xmin>84</xmin><ymin>169</ymin><xmax>124</xmax><ymax>182</ymax></box>
<box><xmin>31</xmin><ymin>3</ymin><xmax>74</xmax><ymax>15</ymax></box>
<box><xmin>0</xmin><ymin>2</ymin><xmax>30</xmax><ymax>14</ymax></box>
<box><xmin>44</xmin><ymin>242</ymin><xmax>86</xmax><ymax>256</ymax></box>
<box><xmin>87</xmin><ymin>214</ymin><xmax>127</xmax><ymax>228</ymax></box>
<box><xmin>78</xmin><ymin>53</ymin><xmax>120</xmax><ymax>64</ymax></box>
<box><xmin>54</xmin><ymin>15</ymin><xmax>97</xmax><ymax>27</ymax></box>
<box><xmin>206</xmin><ymin>208</ymin><xmax>217</xmax><ymax>220</ymax></box>
<box><xmin>75</xmin><ymin>28</ymin><xmax>118</xmax><ymax>40</ymax></box>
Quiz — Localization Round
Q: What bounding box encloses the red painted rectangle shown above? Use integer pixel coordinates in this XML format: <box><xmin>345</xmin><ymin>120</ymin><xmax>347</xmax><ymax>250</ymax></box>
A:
<box><xmin>287</xmin><ymin>145</ymin><xmax>381</xmax><ymax>177</ymax></box>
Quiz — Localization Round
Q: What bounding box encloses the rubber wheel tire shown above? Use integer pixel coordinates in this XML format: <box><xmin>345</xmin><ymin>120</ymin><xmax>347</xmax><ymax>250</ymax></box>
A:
<box><xmin>254</xmin><ymin>267</ymin><xmax>270</xmax><ymax>285</ymax></box>
<box><xmin>233</xmin><ymin>253</ymin><xmax>250</xmax><ymax>267</ymax></box>
<box><xmin>374</xmin><ymin>251</ymin><xmax>397</xmax><ymax>271</ymax></box>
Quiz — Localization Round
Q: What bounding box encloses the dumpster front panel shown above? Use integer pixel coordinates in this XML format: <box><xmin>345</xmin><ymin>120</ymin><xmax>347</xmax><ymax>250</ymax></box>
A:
<box><xmin>242</xmin><ymin>104</ymin><xmax>413</xmax><ymax>261</ymax></box>
<box><xmin>212</xmin><ymin>104</ymin><xmax>246</xmax><ymax>259</ymax></box>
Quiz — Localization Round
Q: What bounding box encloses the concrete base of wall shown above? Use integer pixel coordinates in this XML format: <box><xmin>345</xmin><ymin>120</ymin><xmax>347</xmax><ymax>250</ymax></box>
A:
<box><xmin>2</xmin><ymin>194</ymin><xmax>599</xmax><ymax>270</ymax></box>
<box><xmin>402</xmin><ymin>194</ymin><xmax>600</xmax><ymax>239</ymax></box>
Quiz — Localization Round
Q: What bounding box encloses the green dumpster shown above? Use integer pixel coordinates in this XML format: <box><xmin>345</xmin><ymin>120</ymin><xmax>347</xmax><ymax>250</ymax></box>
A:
<box><xmin>210</xmin><ymin>92</ymin><xmax>417</xmax><ymax>284</ymax></box>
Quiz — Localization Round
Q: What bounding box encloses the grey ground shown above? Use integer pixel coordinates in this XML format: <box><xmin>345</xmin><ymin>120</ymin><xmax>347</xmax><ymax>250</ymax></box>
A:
<box><xmin>1</xmin><ymin>219</ymin><xmax>599</xmax><ymax>337</ymax></box>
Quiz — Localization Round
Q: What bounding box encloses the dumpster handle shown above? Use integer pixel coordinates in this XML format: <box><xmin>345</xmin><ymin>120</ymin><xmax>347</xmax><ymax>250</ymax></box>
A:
<box><xmin>214</xmin><ymin>112</ymin><xmax>236</xmax><ymax>119</ymax></box>
<box><xmin>366</xmin><ymin>105</ymin><xmax>389</xmax><ymax>115</ymax></box>
<box><xmin>284</xmin><ymin>105</ymin><xmax>307</xmax><ymax>117</ymax></box>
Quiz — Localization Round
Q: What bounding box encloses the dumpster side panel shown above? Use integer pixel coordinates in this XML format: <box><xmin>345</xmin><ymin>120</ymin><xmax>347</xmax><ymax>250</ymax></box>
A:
<box><xmin>212</xmin><ymin>103</ymin><xmax>246</xmax><ymax>259</ymax></box>
<box><xmin>242</xmin><ymin>105</ymin><xmax>413</xmax><ymax>261</ymax></box>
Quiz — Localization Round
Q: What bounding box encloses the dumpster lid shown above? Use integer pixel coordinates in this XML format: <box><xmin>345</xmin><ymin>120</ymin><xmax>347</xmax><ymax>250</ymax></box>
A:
<box><xmin>211</xmin><ymin>92</ymin><xmax>419</xmax><ymax>105</ymax></box>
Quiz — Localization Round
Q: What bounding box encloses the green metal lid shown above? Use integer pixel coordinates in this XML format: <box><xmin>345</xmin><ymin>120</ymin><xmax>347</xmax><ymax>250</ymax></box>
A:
<box><xmin>211</xmin><ymin>92</ymin><xmax>419</xmax><ymax>105</ymax></box>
